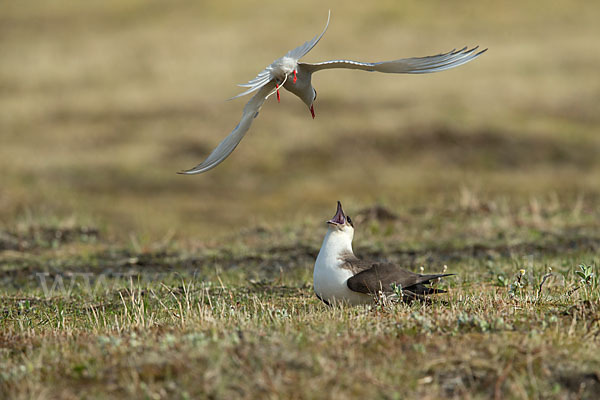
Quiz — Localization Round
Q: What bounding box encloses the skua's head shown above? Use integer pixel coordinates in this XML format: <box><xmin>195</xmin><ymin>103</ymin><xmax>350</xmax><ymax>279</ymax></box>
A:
<box><xmin>327</xmin><ymin>201</ymin><xmax>354</xmax><ymax>237</ymax></box>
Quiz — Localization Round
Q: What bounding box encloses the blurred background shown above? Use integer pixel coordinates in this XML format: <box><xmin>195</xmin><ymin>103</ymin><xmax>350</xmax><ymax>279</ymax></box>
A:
<box><xmin>1</xmin><ymin>0</ymin><xmax>599</xmax><ymax>241</ymax></box>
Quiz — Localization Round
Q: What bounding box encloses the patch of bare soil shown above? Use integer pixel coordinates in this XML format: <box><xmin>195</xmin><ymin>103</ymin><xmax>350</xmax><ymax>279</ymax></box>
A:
<box><xmin>1</xmin><ymin>232</ymin><xmax>599</xmax><ymax>282</ymax></box>
<box><xmin>0</xmin><ymin>226</ymin><xmax>99</xmax><ymax>251</ymax></box>
<box><xmin>555</xmin><ymin>371</ymin><xmax>600</xmax><ymax>400</ymax></box>
<box><xmin>285</xmin><ymin>126</ymin><xmax>599</xmax><ymax>170</ymax></box>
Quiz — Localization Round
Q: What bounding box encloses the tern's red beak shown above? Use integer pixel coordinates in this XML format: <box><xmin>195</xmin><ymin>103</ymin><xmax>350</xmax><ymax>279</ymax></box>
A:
<box><xmin>310</xmin><ymin>104</ymin><xmax>315</xmax><ymax>119</ymax></box>
<box><xmin>327</xmin><ymin>201</ymin><xmax>345</xmax><ymax>225</ymax></box>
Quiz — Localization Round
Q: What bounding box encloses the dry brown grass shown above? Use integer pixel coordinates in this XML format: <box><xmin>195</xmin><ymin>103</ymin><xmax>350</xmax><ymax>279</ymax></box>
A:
<box><xmin>1</xmin><ymin>1</ymin><xmax>600</xmax><ymax>398</ymax></box>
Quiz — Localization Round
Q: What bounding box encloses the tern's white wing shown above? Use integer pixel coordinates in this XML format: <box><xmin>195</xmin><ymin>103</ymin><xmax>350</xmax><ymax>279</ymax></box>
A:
<box><xmin>179</xmin><ymin>82</ymin><xmax>276</xmax><ymax>175</ymax></box>
<box><xmin>285</xmin><ymin>10</ymin><xmax>330</xmax><ymax>60</ymax></box>
<box><xmin>302</xmin><ymin>46</ymin><xmax>486</xmax><ymax>74</ymax></box>
<box><xmin>230</xmin><ymin>69</ymin><xmax>272</xmax><ymax>100</ymax></box>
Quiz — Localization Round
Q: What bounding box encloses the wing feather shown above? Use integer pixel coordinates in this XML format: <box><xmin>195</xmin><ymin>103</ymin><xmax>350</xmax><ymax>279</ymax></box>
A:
<box><xmin>286</xmin><ymin>10</ymin><xmax>331</xmax><ymax>60</ymax></box>
<box><xmin>302</xmin><ymin>46</ymin><xmax>486</xmax><ymax>74</ymax></box>
<box><xmin>178</xmin><ymin>82</ymin><xmax>276</xmax><ymax>175</ymax></box>
<box><xmin>346</xmin><ymin>262</ymin><xmax>453</xmax><ymax>295</ymax></box>
<box><xmin>229</xmin><ymin>75</ymin><xmax>272</xmax><ymax>100</ymax></box>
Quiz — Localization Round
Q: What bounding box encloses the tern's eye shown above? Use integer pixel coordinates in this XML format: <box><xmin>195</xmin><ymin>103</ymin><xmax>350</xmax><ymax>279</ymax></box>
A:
<box><xmin>313</xmin><ymin>89</ymin><xmax>317</xmax><ymax>101</ymax></box>
<box><xmin>346</xmin><ymin>216</ymin><xmax>353</xmax><ymax>226</ymax></box>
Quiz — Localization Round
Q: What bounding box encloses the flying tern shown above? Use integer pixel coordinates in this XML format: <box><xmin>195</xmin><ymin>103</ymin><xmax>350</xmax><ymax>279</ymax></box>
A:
<box><xmin>180</xmin><ymin>12</ymin><xmax>486</xmax><ymax>174</ymax></box>
<box><xmin>314</xmin><ymin>201</ymin><xmax>453</xmax><ymax>305</ymax></box>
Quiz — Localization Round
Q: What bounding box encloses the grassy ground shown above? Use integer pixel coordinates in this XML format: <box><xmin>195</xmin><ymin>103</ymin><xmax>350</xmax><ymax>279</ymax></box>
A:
<box><xmin>2</xmin><ymin>0</ymin><xmax>600</xmax><ymax>398</ymax></box>
<box><xmin>1</xmin><ymin>203</ymin><xmax>599</xmax><ymax>399</ymax></box>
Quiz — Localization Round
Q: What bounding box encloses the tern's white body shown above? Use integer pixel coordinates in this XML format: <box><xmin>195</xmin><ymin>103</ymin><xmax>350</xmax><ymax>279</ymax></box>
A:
<box><xmin>313</xmin><ymin>227</ymin><xmax>372</xmax><ymax>305</ymax></box>
<box><xmin>268</xmin><ymin>57</ymin><xmax>297</xmax><ymax>81</ymax></box>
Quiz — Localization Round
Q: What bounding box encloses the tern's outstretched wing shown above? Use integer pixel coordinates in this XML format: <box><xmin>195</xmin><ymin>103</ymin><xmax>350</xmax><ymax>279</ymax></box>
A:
<box><xmin>302</xmin><ymin>46</ymin><xmax>486</xmax><ymax>74</ymax></box>
<box><xmin>285</xmin><ymin>10</ymin><xmax>330</xmax><ymax>60</ymax></box>
<box><xmin>230</xmin><ymin>11</ymin><xmax>331</xmax><ymax>100</ymax></box>
<box><xmin>179</xmin><ymin>82</ymin><xmax>276</xmax><ymax>175</ymax></box>
<box><xmin>230</xmin><ymin>69</ymin><xmax>273</xmax><ymax>100</ymax></box>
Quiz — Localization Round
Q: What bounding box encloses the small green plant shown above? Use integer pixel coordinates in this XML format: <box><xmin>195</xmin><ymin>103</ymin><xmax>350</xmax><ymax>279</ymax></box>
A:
<box><xmin>497</xmin><ymin>275</ymin><xmax>508</xmax><ymax>287</ymax></box>
<box><xmin>391</xmin><ymin>282</ymin><xmax>403</xmax><ymax>300</ymax></box>
<box><xmin>573</xmin><ymin>263</ymin><xmax>597</xmax><ymax>300</ymax></box>
<box><xmin>575</xmin><ymin>264</ymin><xmax>596</xmax><ymax>287</ymax></box>
<box><xmin>373</xmin><ymin>283</ymin><xmax>404</xmax><ymax>311</ymax></box>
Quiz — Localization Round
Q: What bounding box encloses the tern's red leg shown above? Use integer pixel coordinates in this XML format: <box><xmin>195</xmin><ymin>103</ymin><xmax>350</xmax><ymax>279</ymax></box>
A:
<box><xmin>293</xmin><ymin>70</ymin><xmax>297</xmax><ymax>83</ymax></box>
<box><xmin>276</xmin><ymin>83</ymin><xmax>280</xmax><ymax>103</ymax></box>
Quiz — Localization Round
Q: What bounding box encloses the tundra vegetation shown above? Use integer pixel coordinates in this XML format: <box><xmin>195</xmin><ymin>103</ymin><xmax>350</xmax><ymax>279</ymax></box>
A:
<box><xmin>1</xmin><ymin>0</ymin><xmax>599</xmax><ymax>398</ymax></box>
